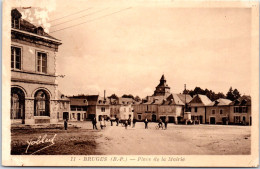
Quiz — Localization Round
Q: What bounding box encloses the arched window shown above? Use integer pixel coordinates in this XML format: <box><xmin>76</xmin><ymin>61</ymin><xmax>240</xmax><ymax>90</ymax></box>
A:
<box><xmin>34</xmin><ymin>90</ymin><xmax>50</xmax><ymax>116</ymax></box>
<box><xmin>11</xmin><ymin>87</ymin><xmax>25</xmax><ymax>122</ymax></box>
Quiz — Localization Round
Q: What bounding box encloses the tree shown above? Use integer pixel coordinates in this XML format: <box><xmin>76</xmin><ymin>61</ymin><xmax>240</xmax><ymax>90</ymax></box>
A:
<box><xmin>233</xmin><ymin>89</ymin><xmax>241</xmax><ymax>100</ymax></box>
<box><xmin>134</xmin><ymin>95</ymin><xmax>141</xmax><ymax>102</ymax></box>
<box><xmin>122</xmin><ymin>94</ymin><xmax>134</xmax><ymax>99</ymax></box>
<box><xmin>226</xmin><ymin>87</ymin><xmax>235</xmax><ymax>101</ymax></box>
<box><xmin>108</xmin><ymin>94</ymin><xmax>118</xmax><ymax>99</ymax></box>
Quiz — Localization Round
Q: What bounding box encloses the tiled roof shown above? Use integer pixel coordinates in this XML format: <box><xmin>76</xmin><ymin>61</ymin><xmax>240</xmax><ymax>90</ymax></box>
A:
<box><xmin>12</xmin><ymin>8</ymin><xmax>60</xmax><ymax>41</ymax></box>
<box><xmin>57</xmin><ymin>91</ymin><xmax>70</xmax><ymax>101</ymax></box>
<box><xmin>189</xmin><ymin>94</ymin><xmax>212</xmax><ymax>106</ymax></box>
<box><xmin>177</xmin><ymin>94</ymin><xmax>192</xmax><ymax>104</ymax></box>
<box><xmin>70</xmin><ymin>98</ymin><xmax>88</xmax><ymax>106</ymax></box>
<box><xmin>230</xmin><ymin>95</ymin><xmax>251</xmax><ymax>106</ymax></box>
<box><xmin>207</xmin><ymin>98</ymin><xmax>232</xmax><ymax>106</ymax></box>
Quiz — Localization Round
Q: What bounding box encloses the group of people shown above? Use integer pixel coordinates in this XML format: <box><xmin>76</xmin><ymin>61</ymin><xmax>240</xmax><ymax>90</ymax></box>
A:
<box><xmin>144</xmin><ymin>118</ymin><xmax>168</xmax><ymax>130</ymax></box>
<box><xmin>64</xmin><ymin>116</ymin><xmax>168</xmax><ymax>130</ymax></box>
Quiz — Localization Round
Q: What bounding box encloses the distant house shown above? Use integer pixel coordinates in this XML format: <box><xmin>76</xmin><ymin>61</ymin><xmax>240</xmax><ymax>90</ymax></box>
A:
<box><xmin>206</xmin><ymin>98</ymin><xmax>232</xmax><ymax>124</ymax></box>
<box><xmin>158</xmin><ymin>94</ymin><xmax>185</xmax><ymax>123</ymax></box>
<box><xmin>56</xmin><ymin>91</ymin><xmax>70</xmax><ymax>121</ymax></box>
<box><xmin>110</xmin><ymin>97</ymin><xmax>134</xmax><ymax>121</ymax></box>
<box><xmin>68</xmin><ymin>97</ymin><xmax>88</xmax><ymax>121</ymax></box>
<box><xmin>229</xmin><ymin>95</ymin><xmax>251</xmax><ymax>125</ymax></box>
<box><xmin>188</xmin><ymin>94</ymin><xmax>212</xmax><ymax>124</ymax></box>
<box><xmin>85</xmin><ymin>95</ymin><xmax>110</xmax><ymax>121</ymax></box>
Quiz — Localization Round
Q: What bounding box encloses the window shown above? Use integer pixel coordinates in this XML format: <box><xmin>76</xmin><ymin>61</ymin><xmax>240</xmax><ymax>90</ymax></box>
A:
<box><xmin>57</xmin><ymin>112</ymin><xmax>59</xmax><ymax>119</ymax></box>
<box><xmin>234</xmin><ymin>107</ymin><xmax>239</xmax><ymax>113</ymax></box>
<box><xmin>71</xmin><ymin>106</ymin><xmax>76</xmax><ymax>111</ymax></box>
<box><xmin>72</xmin><ymin>113</ymin><xmax>75</xmax><ymax>119</ymax></box>
<box><xmin>101</xmin><ymin>107</ymin><xmax>105</xmax><ymax>112</ymax></box>
<box><xmin>194</xmin><ymin>107</ymin><xmax>197</xmax><ymax>112</ymax></box>
<box><xmin>37</xmin><ymin>52</ymin><xmax>47</xmax><ymax>73</ymax></box>
<box><xmin>12</xmin><ymin>17</ymin><xmax>20</xmax><ymax>29</ymax></box>
<box><xmin>11</xmin><ymin>46</ymin><xmax>21</xmax><ymax>70</ymax></box>
<box><xmin>212</xmin><ymin>110</ymin><xmax>215</xmax><ymax>115</ymax></box>
<box><xmin>11</xmin><ymin>88</ymin><xmax>25</xmax><ymax>120</ymax></box>
<box><xmin>220</xmin><ymin>109</ymin><xmax>223</xmax><ymax>114</ymax></box>
<box><xmin>138</xmin><ymin>115</ymin><xmax>141</xmax><ymax>120</ymax></box>
<box><xmin>34</xmin><ymin>90</ymin><xmax>50</xmax><ymax>116</ymax></box>
<box><xmin>242</xmin><ymin>107</ymin><xmax>247</xmax><ymax>113</ymax></box>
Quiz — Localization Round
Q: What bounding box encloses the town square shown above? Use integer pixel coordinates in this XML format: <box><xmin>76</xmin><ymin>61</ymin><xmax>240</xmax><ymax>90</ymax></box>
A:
<box><xmin>3</xmin><ymin>0</ymin><xmax>259</xmax><ymax>167</ymax></box>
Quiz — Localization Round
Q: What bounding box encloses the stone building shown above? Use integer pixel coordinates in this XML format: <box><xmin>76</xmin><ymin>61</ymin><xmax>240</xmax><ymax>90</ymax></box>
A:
<box><xmin>188</xmin><ymin>94</ymin><xmax>212</xmax><ymax>124</ymax></box>
<box><xmin>229</xmin><ymin>95</ymin><xmax>251</xmax><ymax>125</ymax></box>
<box><xmin>10</xmin><ymin>9</ymin><xmax>62</xmax><ymax>124</ymax></box>
<box><xmin>110</xmin><ymin>97</ymin><xmax>134</xmax><ymax>121</ymax></box>
<box><xmin>68</xmin><ymin>97</ymin><xmax>88</xmax><ymax>121</ymax></box>
<box><xmin>56</xmin><ymin>91</ymin><xmax>70</xmax><ymax>122</ymax></box>
<box><xmin>133</xmin><ymin>75</ymin><xmax>192</xmax><ymax>123</ymax></box>
<box><xmin>205</xmin><ymin>98</ymin><xmax>232</xmax><ymax>124</ymax></box>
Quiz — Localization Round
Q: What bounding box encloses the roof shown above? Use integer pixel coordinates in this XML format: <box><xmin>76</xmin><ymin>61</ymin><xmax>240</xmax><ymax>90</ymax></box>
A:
<box><xmin>70</xmin><ymin>98</ymin><xmax>88</xmax><ymax>106</ymax></box>
<box><xmin>189</xmin><ymin>94</ymin><xmax>212</xmax><ymax>106</ymax></box>
<box><xmin>118</xmin><ymin>97</ymin><xmax>134</xmax><ymax>105</ymax></box>
<box><xmin>230</xmin><ymin>95</ymin><xmax>251</xmax><ymax>106</ymax></box>
<box><xmin>160</xmin><ymin>74</ymin><xmax>166</xmax><ymax>81</ymax></box>
<box><xmin>177</xmin><ymin>94</ymin><xmax>193</xmax><ymax>104</ymax></box>
<box><xmin>57</xmin><ymin>91</ymin><xmax>70</xmax><ymax>101</ymax></box>
<box><xmin>11</xmin><ymin>8</ymin><xmax>60</xmax><ymax>41</ymax></box>
<box><xmin>207</xmin><ymin>98</ymin><xmax>232</xmax><ymax>106</ymax></box>
<box><xmin>69</xmin><ymin>95</ymin><xmax>110</xmax><ymax>106</ymax></box>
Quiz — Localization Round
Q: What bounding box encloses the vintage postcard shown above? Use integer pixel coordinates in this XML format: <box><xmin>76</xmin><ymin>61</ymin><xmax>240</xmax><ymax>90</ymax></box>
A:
<box><xmin>2</xmin><ymin>0</ymin><xmax>259</xmax><ymax>167</ymax></box>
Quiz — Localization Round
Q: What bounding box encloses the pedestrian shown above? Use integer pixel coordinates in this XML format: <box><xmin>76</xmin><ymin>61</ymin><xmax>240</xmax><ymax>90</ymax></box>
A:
<box><xmin>64</xmin><ymin>118</ymin><xmax>68</xmax><ymax>130</ymax></box>
<box><xmin>158</xmin><ymin>118</ymin><xmax>163</xmax><ymax>128</ymax></box>
<box><xmin>164</xmin><ymin>118</ymin><xmax>168</xmax><ymax>130</ymax></box>
<box><xmin>132</xmin><ymin>118</ymin><xmax>136</xmax><ymax>128</ymax></box>
<box><xmin>110</xmin><ymin>118</ymin><xmax>113</xmax><ymax>126</ymax></box>
<box><xmin>144</xmin><ymin>118</ymin><xmax>149</xmax><ymax>129</ymax></box>
<box><xmin>100</xmin><ymin>116</ymin><xmax>106</xmax><ymax>129</ymax></box>
<box><xmin>125</xmin><ymin>120</ymin><xmax>128</xmax><ymax>129</ymax></box>
<box><xmin>92</xmin><ymin>116</ymin><xmax>97</xmax><ymax>130</ymax></box>
<box><xmin>128</xmin><ymin>118</ymin><xmax>131</xmax><ymax>127</ymax></box>
<box><xmin>116</xmin><ymin>117</ymin><xmax>119</xmax><ymax>126</ymax></box>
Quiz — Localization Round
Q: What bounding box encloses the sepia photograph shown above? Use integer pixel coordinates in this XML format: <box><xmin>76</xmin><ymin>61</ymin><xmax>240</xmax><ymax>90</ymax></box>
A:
<box><xmin>2</xmin><ymin>0</ymin><xmax>259</xmax><ymax>167</ymax></box>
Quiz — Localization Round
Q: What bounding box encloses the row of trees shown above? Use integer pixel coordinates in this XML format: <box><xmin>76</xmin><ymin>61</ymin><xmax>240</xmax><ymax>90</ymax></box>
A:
<box><xmin>108</xmin><ymin>94</ymin><xmax>141</xmax><ymax>102</ymax></box>
<box><xmin>183</xmin><ymin>87</ymin><xmax>241</xmax><ymax>101</ymax></box>
<box><xmin>108</xmin><ymin>87</ymin><xmax>241</xmax><ymax>103</ymax></box>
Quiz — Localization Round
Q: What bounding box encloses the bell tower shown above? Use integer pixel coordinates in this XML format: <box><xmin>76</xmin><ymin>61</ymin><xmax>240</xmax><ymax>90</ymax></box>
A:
<box><xmin>153</xmin><ymin>74</ymin><xmax>171</xmax><ymax>96</ymax></box>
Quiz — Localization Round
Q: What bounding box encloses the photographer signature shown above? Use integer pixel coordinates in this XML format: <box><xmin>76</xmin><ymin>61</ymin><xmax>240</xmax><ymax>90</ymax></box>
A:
<box><xmin>25</xmin><ymin>134</ymin><xmax>57</xmax><ymax>154</ymax></box>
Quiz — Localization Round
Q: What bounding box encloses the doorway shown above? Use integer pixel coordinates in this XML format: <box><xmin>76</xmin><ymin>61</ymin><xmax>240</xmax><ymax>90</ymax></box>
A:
<box><xmin>152</xmin><ymin>114</ymin><xmax>156</xmax><ymax>122</ymax></box>
<box><xmin>63</xmin><ymin>112</ymin><xmax>69</xmax><ymax>120</ymax></box>
<box><xmin>210</xmin><ymin>117</ymin><xmax>215</xmax><ymax>124</ymax></box>
<box><xmin>77</xmin><ymin>113</ymin><xmax>81</xmax><ymax>121</ymax></box>
<box><xmin>168</xmin><ymin>116</ymin><xmax>175</xmax><ymax>123</ymax></box>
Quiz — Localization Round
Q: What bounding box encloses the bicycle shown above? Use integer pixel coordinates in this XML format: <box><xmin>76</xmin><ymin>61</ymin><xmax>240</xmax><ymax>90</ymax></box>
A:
<box><xmin>155</xmin><ymin>123</ymin><xmax>164</xmax><ymax>130</ymax></box>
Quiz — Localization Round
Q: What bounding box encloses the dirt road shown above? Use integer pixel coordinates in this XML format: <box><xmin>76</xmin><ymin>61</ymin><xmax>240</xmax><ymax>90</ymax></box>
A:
<box><xmin>94</xmin><ymin>122</ymin><xmax>251</xmax><ymax>155</ymax></box>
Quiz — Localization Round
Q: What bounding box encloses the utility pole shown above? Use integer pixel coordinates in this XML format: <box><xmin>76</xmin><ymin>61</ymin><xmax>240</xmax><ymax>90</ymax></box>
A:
<box><xmin>184</xmin><ymin>84</ymin><xmax>186</xmax><ymax>112</ymax></box>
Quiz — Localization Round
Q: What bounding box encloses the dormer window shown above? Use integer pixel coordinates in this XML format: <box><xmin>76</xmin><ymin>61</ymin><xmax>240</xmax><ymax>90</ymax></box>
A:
<box><xmin>11</xmin><ymin>9</ymin><xmax>22</xmax><ymax>29</ymax></box>
<box><xmin>12</xmin><ymin>17</ymin><xmax>20</xmax><ymax>29</ymax></box>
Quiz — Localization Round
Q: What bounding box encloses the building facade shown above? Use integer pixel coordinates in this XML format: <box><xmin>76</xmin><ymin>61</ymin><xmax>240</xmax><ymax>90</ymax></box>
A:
<box><xmin>110</xmin><ymin>97</ymin><xmax>134</xmax><ymax>121</ymax></box>
<box><xmin>10</xmin><ymin>9</ymin><xmax>62</xmax><ymax>125</ymax></box>
<box><xmin>205</xmin><ymin>98</ymin><xmax>232</xmax><ymax>124</ymax></box>
<box><xmin>188</xmin><ymin>94</ymin><xmax>212</xmax><ymax>124</ymax></box>
<box><xmin>229</xmin><ymin>95</ymin><xmax>251</xmax><ymax>125</ymax></box>
<box><xmin>68</xmin><ymin>97</ymin><xmax>88</xmax><ymax>121</ymax></box>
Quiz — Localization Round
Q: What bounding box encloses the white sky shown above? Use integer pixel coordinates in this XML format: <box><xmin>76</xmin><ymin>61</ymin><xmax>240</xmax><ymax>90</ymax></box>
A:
<box><xmin>16</xmin><ymin>1</ymin><xmax>252</xmax><ymax>98</ymax></box>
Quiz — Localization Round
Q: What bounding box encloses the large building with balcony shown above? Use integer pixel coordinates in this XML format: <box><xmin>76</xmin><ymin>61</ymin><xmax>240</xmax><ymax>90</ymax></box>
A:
<box><xmin>10</xmin><ymin>9</ymin><xmax>62</xmax><ymax>124</ymax></box>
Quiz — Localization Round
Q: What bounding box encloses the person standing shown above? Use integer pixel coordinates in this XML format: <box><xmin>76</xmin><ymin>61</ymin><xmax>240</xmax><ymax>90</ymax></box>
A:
<box><xmin>164</xmin><ymin>118</ymin><xmax>168</xmax><ymax>130</ymax></box>
<box><xmin>64</xmin><ymin>118</ymin><xmax>68</xmax><ymax>130</ymax></box>
<box><xmin>128</xmin><ymin>118</ymin><xmax>131</xmax><ymax>127</ymax></box>
<box><xmin>132</xmin><ymin>118</ymin><xmax>137</xmax><ymax>128</ymax></box>
<box><xmin>116</xmin><ymin>117</ymin><xmax>119</xmax><ymax>126</ymax></box>
<box><xmin>125</xmin><ymin>120</ymin><xmax>128</xmax><ymax>129</ymax></box>
<box><xmin>92</xmin><ymin>116</ymin><xmax>97</xmax><ymax>130</ymax></box>
<box><xmin>144</xmin><ymin>118</ymin><xmax>149</xmax><ymax>129</ymax></box>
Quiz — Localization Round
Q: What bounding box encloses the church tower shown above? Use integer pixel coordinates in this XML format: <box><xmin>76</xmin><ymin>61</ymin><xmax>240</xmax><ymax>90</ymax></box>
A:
<box><xmin>153</xmin><ymin>74</ymin><xmax>171</xmax><ymax>96</ymax></box>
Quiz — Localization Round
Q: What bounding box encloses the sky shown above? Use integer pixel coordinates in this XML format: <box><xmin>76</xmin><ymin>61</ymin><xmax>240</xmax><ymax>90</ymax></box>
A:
<box><xmin>15</xmin><ymin>0</ymin><xmax>252</xmax><ymax>98</ymax></box>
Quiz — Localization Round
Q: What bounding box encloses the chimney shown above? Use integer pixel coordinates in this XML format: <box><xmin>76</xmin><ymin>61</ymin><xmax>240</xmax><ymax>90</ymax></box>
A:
<box><xmin>104</xmin><ymin>90</ymin><xmax>106</xmax><ymax>100</ymax></box>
